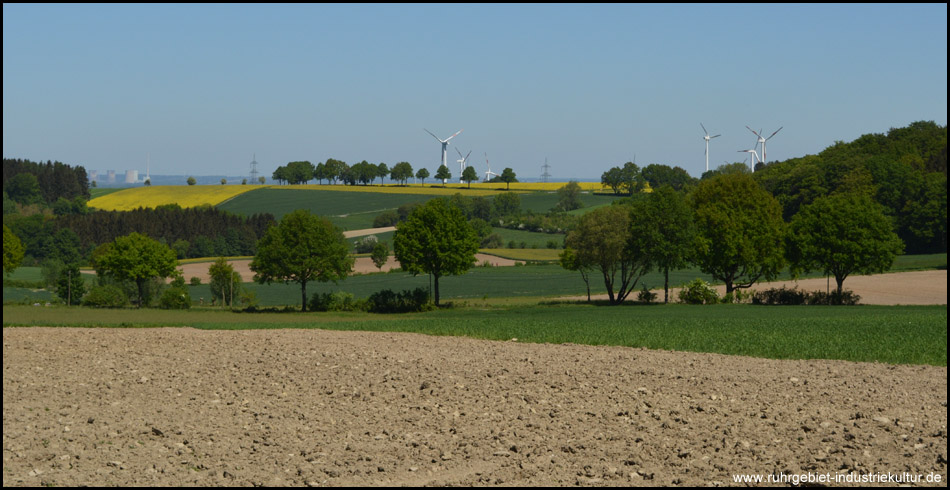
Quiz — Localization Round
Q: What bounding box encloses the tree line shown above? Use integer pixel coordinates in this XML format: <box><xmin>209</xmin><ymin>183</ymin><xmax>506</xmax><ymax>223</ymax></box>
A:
<box><xmin>598</xmin><ymin>121</ymin><xmax>946</xmax><ymax>255</ymax></box>
<box><xmin>271</xmin><ymin>158</ymin><xmax>519</xmax><ymax>188</ymax></box>
<box><xmin>3</xmin><ymin>158</ymin><xmax>90</xmax><ymax>206</ymax></box>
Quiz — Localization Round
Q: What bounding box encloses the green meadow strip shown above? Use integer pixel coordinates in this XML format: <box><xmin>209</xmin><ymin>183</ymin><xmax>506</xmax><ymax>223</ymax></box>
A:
<box><xmin>4</xmin><ymin>304</ymin><xmax>945</xmax><ymax>366</ymax></box>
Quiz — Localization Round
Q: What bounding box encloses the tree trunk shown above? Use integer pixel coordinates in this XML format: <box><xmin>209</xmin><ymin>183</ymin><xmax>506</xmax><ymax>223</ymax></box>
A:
<box><xmin>664</xmin><ymin>267</ymin><xmax>670</xmax><ymax>304</ymax></box>
<box><xmin>835</xmin><ymin>274</ymin><xmax>845</xmax><ymax>295</ymax></box>
<box><xmin>137</xmin><ymin>279</ymin><xmax>146</xmax><ymax>308</ymax></box>
<box><xmin>433</xmin><ymin>274</ymin><xmax>441</xmax><ymax>306</ymax></box>
<box><xmin>301</xmin><ymin>281</ymin><xmax>308</xmax><ymax>312</ymax></box>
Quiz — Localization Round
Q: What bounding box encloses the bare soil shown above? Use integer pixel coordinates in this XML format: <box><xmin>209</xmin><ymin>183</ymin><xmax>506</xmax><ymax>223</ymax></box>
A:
<box><xmin>567</xmin><ymin>270</ymin><xmax>948</xmax><ymax>306</ymax></box>
<box><xmin>3</xmin><ymin>325</ymin><xmax>947</xmax><ymax>487</ymax></box>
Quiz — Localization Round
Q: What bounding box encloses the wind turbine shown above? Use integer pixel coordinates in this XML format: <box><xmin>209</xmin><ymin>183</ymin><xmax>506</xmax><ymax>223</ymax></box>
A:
<box><xmin>738</xmin><ymin>148</ymin><xmax>760</xmax><ymax>171</ymax></box>
<box><xmin>701</xmin><ymin>123</ymin><xmax>721</xmax><ymax>173</ymax></box>
<box><xmin>746</xmin><ymin>126</ymin><xmax>782</xmax><ymax>164</ymax></box>
<box><xmin>484</xmin><ymin>153</ymin><xmax>499</xmax><ymax>182</ymax></box>
<box><xmin>455</xmin><ymin>148</ymin><xmax>472</xmax><ymax>183</ymax></box>
<box><xmin>424</xmin><ymin>128</ymin><xmax>463</xmax><ymax>175</ymax></box>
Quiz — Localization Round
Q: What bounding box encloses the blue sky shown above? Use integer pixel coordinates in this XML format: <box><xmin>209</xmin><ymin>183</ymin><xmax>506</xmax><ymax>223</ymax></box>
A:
<box><xmin>3</xmin><ymin>4</ymin><xmax>947</xmax><ymax>181</ymax></box>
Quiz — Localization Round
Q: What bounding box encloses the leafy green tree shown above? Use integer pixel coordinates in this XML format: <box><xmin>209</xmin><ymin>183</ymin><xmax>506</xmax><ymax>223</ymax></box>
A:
<box><xmin>689</xmin><ymin>173</ymin><xmax>786</xmax><ymax>294</ymax></box>
<box><xmin>371</xmin><ymin>241</ymin><xmax>389</xmax><ymax>270</ymax></box>
<box><xmin>393</xmin><ymin>199</ymin><xmax>478</xmax><ymax>306</ymax></box>
<box><xmin>391</xmin><ymin>162</ymin><xmax>414</xmax><ymax>185</ymax></box>
<box><xmin>435</xmin><ymin>165</ymin><xmax>452</xmax><ymax>185</ymax></box>
<box><xmin>493</xmin><ymin>192</ymin><xmax>521</xmax><ymax>217</ymax></box>
<box><xmin>620</xmin><ymin>161</ymin><xmax>643</xmax><ymax>194</ymax></box>
<box><xmin>564</xmin><ymin>205</ymin><xmax>650</xmax><ymax>304</ymax></box>
<box><xmin>641</xmin><ymin>163</ymin><xmax>696</xmax><ymax>192</ymax></box>
<box><xmin>630</xmin><ymin>185</ymin><xmax>695</xmax><ymax>303</ymax></box>
<box><xmin>250</xmin><ymin>209</ymin><xmax>353</xmax><ymax>312</ymax></box>
<box><xmin>94</xmin><ymin>232</ymin><xmax>178</xmax><ymax>307</ymax></box>
<box><xmin>601</xmin><ymin>166</ymin><xmax>624</xmax><ymax>195</ymax></box>
<box><xmin>187</xmin><ymin>176</ymin><xmax>197</xmax><ymax>185</ymax></box>
<box><xmin>554</xmin><ymin>181</ymin><xmax>584</xmax><ymax>211</ymax></box>
<box><xmin>5</xmin><ymin>173</ymin><xmax>43</xmax><ymax>204</ymax></box>
<box><xmin>461</xmin><ymin>166</ymin><xmax>479</xmax><ymax>188</ymax></box>
<box><xmin>416</xmin><ymin>168</ymin><xmax>430</xmax><ymax>185</ymax></box>
<box><xmin>258</xmin><ymin>176</ymin><xmax>266</xmax><ymax>185</ymax></box>
<box><xmin>208</xmin><ymin>257</ymin><xmax>243</xmax><ymax>307</ymax></box>
<box><xmin>324</xmin><ymin>158</ymin><xmax>347</xmax><ymax>185</ymax></box>
<box><xmin>377</xmin><ymin>163</ymin><xmax>389</xmax><ymax>185</ymax></box>
<box><xmin>56</xmin><ymin>263</ymin><xmax>86</xmax><ymax>306</ymax></box>
<box><xmin>787</xmin><ymin>192</ymin><xmax>904</xmax><ymax>294</ymax></box>
<box><xmin>3</xmin><ymin>224</ymin><xmax>25</xmax><ymax>276</ymax></box>
<box><xmin>145</xmin><ymin>178</ymin><xmax>152</xmax><ymax>186</ymax></box>
<box><xmin>559</xmin><ymin>247</ymin><xmax>593</xmax><ymax>302</ymax></box>
<box><xmin>500</xmin><ymin>168</ymin><xmax>517</xmax><ymax>190</ymax></box>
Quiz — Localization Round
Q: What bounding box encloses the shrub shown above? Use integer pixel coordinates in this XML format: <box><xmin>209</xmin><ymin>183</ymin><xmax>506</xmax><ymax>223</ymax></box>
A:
<box><xmin>159</xmin><ymin>286</ymin><xmax>192</xmax><ymax>309</ymax></box>
<box><xmin>82</xmin><ymin>284</ymin><xmax>129</xmax><ymax>308</ymax></box>
<box><xmin>189</xmin><ymin>276</ymin><xmax>202</xmax><ymax>286</ymax></box>
<box><xmin>309</xmin><ymin>291</ymin><xmax>364</xmax><ymax>312</ymax></box>
<box><xmin>354</xmin><ymin>235</ymin><xmax>378</xmax><ymax>254</ymax></box>
<box><xmin>373</xmin><ymin>211</ymin><xmax>399</xmax><ymax>228</ymax></box>
<box><xmin>677</xmin><ymin>279</ymin><xmax>719</xmax><ymax>305</ymax></box>
<box><xmin>637</xmin><ymin>286</ymin><xmax>657</xmax><ymax>303</ymax></box>
<box><xmin>806</xmin><ymin>289</ymin><xmax>861</xmax><ymax>306</ymax></box>
<box><xmin>367</xmin><ymin>287</ymin><xmax>432</xmax><ymax>313</ymax></box>
<box><xmin>720</xmin><ymin>289</ymin><xmax>750</xmax><ymax>304</ymax></box>
<box><xmin>752</xmin><ymin>286</ymin><xmax>861</xmax><ymax>306</ymax></box>
<box><xmin>752</xmin><ymin>286</ymin><xmax>807</xmax><ymax>305</ymax></box>
<box><xmin>481</xmin><ymin>233</ymin><xmax>503</xmax><ymax>248</ymax></box>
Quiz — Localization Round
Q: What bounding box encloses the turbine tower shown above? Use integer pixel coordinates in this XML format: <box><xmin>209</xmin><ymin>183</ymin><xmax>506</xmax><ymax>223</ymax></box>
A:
<box><xmin>746</xmin><ymin>126</ymin><xmax>783</xmax><ymax>164</ymax></box>
<box><xmin>484</xmin><ymin>153</ymin><xmax>499</xmax><ymax>182</ymax></box>
<box><xmin>455</xmin><ymin>148</ymin><xmax>472</xmax><ymax>183</ymax></box>
<box><xmin>701</xmin><ymin>123</ymin><xmax>721</xmax><ymax>173</ymax></box>
<box><xmin>424</xmin><ymin>128</ymin><xmax>463</xmax><ymax>175</ymax></box>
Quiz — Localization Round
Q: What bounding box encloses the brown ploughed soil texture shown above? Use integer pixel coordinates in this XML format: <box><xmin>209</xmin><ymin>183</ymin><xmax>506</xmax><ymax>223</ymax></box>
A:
<box><xmin>3</xmin><ymin>327</ymin><xmax>947</xmax><ymax>486</ymax></box>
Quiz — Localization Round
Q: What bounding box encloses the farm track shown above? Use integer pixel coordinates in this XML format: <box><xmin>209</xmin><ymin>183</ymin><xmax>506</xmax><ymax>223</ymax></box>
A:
<box><xmin>3</xmin><ymin>327</ymin><xmax>946</xmax><ymax>486</ymax></box>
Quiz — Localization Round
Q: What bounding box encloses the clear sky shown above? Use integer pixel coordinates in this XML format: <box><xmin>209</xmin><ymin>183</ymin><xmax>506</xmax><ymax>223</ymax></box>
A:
<box><xmin>3</xmin><ymin>4</ymin><xmax>947</xmax><ymax>181</ymax></box>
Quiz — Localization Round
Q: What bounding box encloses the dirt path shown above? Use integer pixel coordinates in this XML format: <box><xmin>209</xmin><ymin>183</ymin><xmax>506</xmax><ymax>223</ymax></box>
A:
<box><xmin>562</xmin><ymin>270</ymin><xmax>948</xmax><ymax>305</ymax></box>
<box><xmin>176</xmin><ymin>253</ymin><xmax>522</xmax><ymax>283</ymax></box>
<box><xmin>3</xmin><ymin>327</ymin><xmax>946</xmax><ymax>487</ymax></box>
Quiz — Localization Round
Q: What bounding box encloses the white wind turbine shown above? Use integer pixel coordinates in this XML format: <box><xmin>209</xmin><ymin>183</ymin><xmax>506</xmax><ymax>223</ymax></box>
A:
<box><xmin>455</xmin><ymin>148</ymin><xmax>472</xmax><ymax>183</ymax></box>
<box><xmin>701</xmin><ymin>123</ymin><xmax>721</xmax><ymax>173</ymax></box>
<box><xmin>424</xmin><ymin>128</ymin><xmax>463</xmax><ymax>176</ymax></box>
<box><xmin>746</xmin><ymin>126</ymin><xmax>783</xmax><ymax>164</ymax></box>
<box><xmin>738</xmin><ymin>148</ymin><xmax>760</xmax><ymax>171</ymax></box>
<box><xmin>483</xmin><ymin>153</ymin><xmax>499</xmax><ymax>181</ymax></box>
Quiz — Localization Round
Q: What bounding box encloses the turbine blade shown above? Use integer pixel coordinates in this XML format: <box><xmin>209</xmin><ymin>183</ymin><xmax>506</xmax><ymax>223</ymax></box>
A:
<box><xmin>767</xmin><ymin>126</ymin><xmax>783</xmax><ymax>140</ymax></box>
<box><xmin>424</xmin><ymin>128</ymin><xmax>442</xmax><ymax>142</ymax></box>
<box><xmin>746</xmin><ymin>125</ymin><xmax>759</xmax><ymax>136</ymax></box>
<box><xmin>701</xmin><ymin>123</ymin><xmax>708</xmax><ymax>135</ymax></box>
<box><xmin>465</xmin><ymin>150</ymin><xmax>472</xmax><ymax>161</ymax></box>
<box><xmin>456</xmin><ymin>147</ymin><xmax>464</xmax><ymax>158</ymax></box>
<box><xmin>711</xmin><ymin>134</ymin><xmax>721</xmax><ymax>139</ymax></box>
<box><xmin>445</xmin><ymin>129</ymin><xmax>463</xmax><ymax>142</ymax></box>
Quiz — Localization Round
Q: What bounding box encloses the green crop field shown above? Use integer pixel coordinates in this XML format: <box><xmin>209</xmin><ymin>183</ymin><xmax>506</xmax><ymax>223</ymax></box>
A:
<box><xmin>216</xmin><ymin>187</ymin><xmax>441</xmax><ymax>229</ymax></box>
<box><xmin>3</xmin><ymin>303</ymin><xmax>945</xmax><ymax>366</ymax></box>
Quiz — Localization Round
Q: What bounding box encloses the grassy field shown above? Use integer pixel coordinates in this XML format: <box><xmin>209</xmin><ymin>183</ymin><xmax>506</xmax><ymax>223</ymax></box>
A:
<box><xmin>3</xmin><ymin>303</ymin><xmax>945</xmax><ymax>366</ymax></box>
<box><xmin>217</xmin><ymin>187</ymin><xmax>440</xmax><ymax>228</ymax></box>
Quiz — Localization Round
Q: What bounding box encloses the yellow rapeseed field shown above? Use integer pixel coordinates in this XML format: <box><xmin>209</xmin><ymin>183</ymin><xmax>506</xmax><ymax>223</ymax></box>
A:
<box><xmin>88</xmin><ymin>185</ymin><xmax>258</xmax><ymax>211</ymax></box>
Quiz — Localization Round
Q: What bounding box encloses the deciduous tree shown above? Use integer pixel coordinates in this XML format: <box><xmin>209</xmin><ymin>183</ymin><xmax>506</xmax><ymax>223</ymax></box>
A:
<box><xmin>393</xmin><ymin>199</ymin><xmax>478</xmax><ymax>306</ymax></box>
<box><xmin>787</xmin><ymin>192</ymin><xmax>904</xmax><ymax>294</ymax></box>
<box><xmin>250</xmin><ymin>210</ymin><xmax>353</xmax><ymax>312</ymax></box>
<box><xmin>689</xmin><ymin>173</ymin><xmax>786</xmax><ymax>295</ymax></box>
<box><xmin>94</xmin><ymin>232</ymin><xmax>178</xmax><ymax>307</ymax></box>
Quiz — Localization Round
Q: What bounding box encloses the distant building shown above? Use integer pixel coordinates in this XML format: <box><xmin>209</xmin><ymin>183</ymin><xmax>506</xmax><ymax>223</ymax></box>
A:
<box><xmin>107</xmin><ymin>170</ymin><xmax>116</xmax><ymax>183</ymax></box>
<box><xmin>89</xmin><ymin>170</ymin><xmax>98</xmax><ymax>182</ymax></box>
<box><xmin>125</xmin><ymin>170</ymin><xmax>139</xmax><ymax>183</ymax></box>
